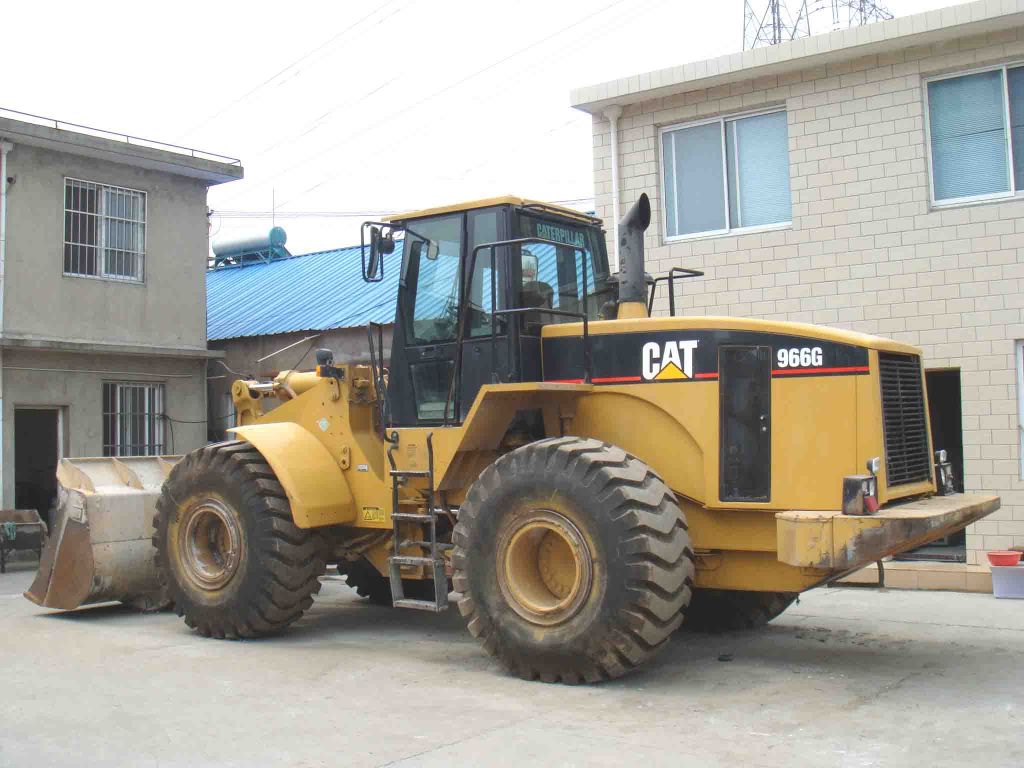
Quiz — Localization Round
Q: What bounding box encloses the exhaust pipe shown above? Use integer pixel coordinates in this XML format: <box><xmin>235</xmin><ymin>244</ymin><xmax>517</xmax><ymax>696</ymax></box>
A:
<box><xmin>616</xmin><ymin>192</ymin><xmax>651</xmax><ymax>320</ymax></box>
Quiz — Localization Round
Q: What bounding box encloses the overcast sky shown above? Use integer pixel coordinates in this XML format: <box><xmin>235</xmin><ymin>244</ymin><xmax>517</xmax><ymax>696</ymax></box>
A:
<box><xmin>7</xmin><ymin>0</ymin><xmax>959</xmax><ymax>254</ymax></box>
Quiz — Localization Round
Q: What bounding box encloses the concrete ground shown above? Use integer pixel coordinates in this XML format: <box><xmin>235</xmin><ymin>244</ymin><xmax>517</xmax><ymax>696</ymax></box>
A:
<box><xmin>1</xmin><ymin>563</ymin><xmax>1021</xmax><ymax>768</ymax></box>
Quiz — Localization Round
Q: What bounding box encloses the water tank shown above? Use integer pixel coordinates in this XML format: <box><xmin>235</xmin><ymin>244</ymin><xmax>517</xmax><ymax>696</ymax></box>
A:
<box><xmin>212</xmin><ymin>226</ymin><xmax>288</xmax><ymax>261</ymax></box>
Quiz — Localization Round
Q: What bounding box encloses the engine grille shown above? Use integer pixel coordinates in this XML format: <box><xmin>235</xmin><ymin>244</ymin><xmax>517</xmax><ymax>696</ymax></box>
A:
<box><xmin>879</xmin><ymin>352</ymin><xmax>932</xmax><ymax>486</ymax></box>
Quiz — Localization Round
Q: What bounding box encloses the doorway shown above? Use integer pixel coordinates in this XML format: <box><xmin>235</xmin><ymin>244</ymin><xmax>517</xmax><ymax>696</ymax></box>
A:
<box><xmin>14</xmin><ymin>409</ymin><xmax>62</xmax><ymax>528</ymax></box>
<box><xmin>895</xmin><ymin>369</ymin><xmax>965</xmax><ymax>562</ymax></box>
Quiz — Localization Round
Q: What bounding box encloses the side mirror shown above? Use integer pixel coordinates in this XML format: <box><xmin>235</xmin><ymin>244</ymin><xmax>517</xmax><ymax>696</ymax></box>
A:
<box><xmin>366</xmin><ymin>226</ymin><xmax>395</xmax><ymax>281</ymax></box>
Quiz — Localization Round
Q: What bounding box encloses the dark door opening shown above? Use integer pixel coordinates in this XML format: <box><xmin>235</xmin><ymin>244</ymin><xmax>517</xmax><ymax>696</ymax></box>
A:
<box><xmin>14</xmin><ymin>409</ymin><xmax>61</xmax><ymax>529</ymax></box>
<box><xmin>895</xmin><ymin>369</ymin><xmax>965</xmax><ymax>563</ymax></box>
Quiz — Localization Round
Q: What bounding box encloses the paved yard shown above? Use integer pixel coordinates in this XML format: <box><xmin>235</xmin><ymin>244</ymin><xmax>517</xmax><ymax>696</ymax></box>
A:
<box><xmin>1</xmin><ymin>562</ymin><xmax>1021</xmax><ymax>768</ymax></box>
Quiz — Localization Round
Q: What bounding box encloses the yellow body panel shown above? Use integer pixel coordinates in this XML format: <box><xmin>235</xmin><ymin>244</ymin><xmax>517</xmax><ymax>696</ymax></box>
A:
<box><xmin>227</xmin><ymin>313</ymin><xmax>999</xmax><ymax>594</ymax></box>
<box><xmin>230</xmin><ymin>422</ymin><xmax>356</xmax><ymax>527</ymax></box>
<box><xmin>542</xmin><ymin>315</ymin><xmax>922</xmax><ymax>356</ymax></box>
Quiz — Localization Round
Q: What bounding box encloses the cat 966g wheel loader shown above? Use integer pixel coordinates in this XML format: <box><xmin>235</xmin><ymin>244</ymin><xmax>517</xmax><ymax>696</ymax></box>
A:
<box><xmin>28</xmin><ymin>193</ymin><xmax>999</xmax><ymax>683</ymax></box>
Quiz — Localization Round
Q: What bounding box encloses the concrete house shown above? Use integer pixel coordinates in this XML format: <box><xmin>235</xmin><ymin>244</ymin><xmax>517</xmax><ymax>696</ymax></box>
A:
<box><xmin>0</xmin><ymin>111</ymin><xmax>242</xmax><ymax>522</ymax></box>
<box><xmin>571</xmin><ymin>0</ymin><xmax>1024</xmax><ymax>589</ymax></box>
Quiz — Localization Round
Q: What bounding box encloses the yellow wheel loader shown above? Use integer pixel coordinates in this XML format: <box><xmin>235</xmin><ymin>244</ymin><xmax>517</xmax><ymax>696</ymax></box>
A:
<box><xmin>27</xmin><ymin>193</ymin><xmax>999</xmax><ymax>683</ymax></box>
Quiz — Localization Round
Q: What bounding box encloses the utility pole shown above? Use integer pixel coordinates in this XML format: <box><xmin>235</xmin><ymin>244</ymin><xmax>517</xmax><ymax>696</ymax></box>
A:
<box><xmin>743</xmin><ymin>0</ymin><xmax>892</xmax><ymax>50</ymax></box>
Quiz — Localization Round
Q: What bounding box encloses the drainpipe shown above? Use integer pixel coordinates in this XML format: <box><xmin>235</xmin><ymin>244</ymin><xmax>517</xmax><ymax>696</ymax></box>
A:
<box><xmin>602</xmin><ymin>105</ymin><xmax>623</xmax><ymax>272</ymax></box>
<box><xmin>0</xmin><ymin>140</ymin><xmax>12</xmax><ymax>506</ymax></box>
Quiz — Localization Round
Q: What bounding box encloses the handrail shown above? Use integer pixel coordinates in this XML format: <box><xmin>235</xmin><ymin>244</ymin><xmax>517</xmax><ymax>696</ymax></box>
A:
<box><xmin>0</xmin><ymin>106</ymin><xmax>240</xmax><ymax>165</ymax></box>
<box><xmin>647</xmin><ymin>266</ymin><xmax>704</xmax><ymax>316</ymax></box>
<box><xmin>490</xmin><ymin>307</ymin><xmax>591</xmax><ymax>384</ymax></box>
<box><xmin>366</xmin><ymin>322</ymin><xmax>395</xmax><ymax>442</ymax></box>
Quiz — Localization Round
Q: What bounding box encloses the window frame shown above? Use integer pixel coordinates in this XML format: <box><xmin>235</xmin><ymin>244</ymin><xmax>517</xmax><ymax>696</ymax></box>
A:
<box><xmin>102</xmin><ymin>381</ymin><xmax>166</xmax><ymax>457</ymax></box>
<box><xmin>1017</xmin><ymin>340</ymin><xmax>1024</xmax><ymax>479</ymax></box>
<box><xmin>63</xmin><ymin>177</ymin><xmax>148</xmax><ymax>283</ymax></box>
<box><xmin>658</xmin><ymin>106</ymin><xmax>793</xmax><ymax>243</ymax></box>
<box><xmin>922</xmin><ymin>62</ymin><xmax>1024</xmax><ymax>208</ymax></box>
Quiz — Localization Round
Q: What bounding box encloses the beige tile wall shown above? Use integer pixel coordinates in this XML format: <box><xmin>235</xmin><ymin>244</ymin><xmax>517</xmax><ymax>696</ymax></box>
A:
<box><xmin>590</xmin><ymin>28</ymin><xmax>1024</xmax><ymax>565</ymax></box>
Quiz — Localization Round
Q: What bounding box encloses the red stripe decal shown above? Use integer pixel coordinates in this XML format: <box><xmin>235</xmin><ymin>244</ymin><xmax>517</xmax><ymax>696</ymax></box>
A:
<box><xmin>695</xmin><ymin>372</ymin><xmax>719</xmax><ymax>379</ymax></box>
<box><xmin>593</xmin><ymin>375</ymin><xmax>642</xmax><ymax>383</ymax></box>
<box><xmin>772</xmin><ymin>365</ymin><xmax>870</xmax><ymax>376</ymax></box>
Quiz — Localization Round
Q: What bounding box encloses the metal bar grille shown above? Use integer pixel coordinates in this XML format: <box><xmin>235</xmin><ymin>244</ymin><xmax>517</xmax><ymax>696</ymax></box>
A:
<box><xmin>878</xmin><ymin>352</ymin><xmax>932</xmax><ymax>486</ymax></box>
<box><xmin>102</xmin><ymin>382</ymin><xmax>165</xmax><ymax>456</ymax></box>
<box><xmin>64</xmin><ymin>178</ymin><xmax>146</xmax><ymax>282</ymax></box>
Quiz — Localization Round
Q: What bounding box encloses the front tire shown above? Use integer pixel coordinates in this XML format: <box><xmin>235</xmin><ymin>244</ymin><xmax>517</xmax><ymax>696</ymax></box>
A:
<box><xmin>453</xmin><ymin>437</ymin><xmax>694</xmax><ymax>683</ymax></box>
<box><xmin>154</xmin><ymin>441</ymin><xmax>327</xmax><ymax>639</ymax></box>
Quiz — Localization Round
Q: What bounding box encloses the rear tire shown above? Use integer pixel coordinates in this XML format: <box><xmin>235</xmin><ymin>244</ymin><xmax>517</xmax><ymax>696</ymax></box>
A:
<box><xmin>453</xmin><ymin>437</ymin><xmax>694</xmax><ymax>684</ymax></box>
<box><xmin>683</xmin><ymin>589</ymin><xmax>797</xmax><ymax>632</ymax></box>
<box><xmin>154</xmin><ymin>441</ymin><xmax>327</xmax><ymax>639</ymax></box>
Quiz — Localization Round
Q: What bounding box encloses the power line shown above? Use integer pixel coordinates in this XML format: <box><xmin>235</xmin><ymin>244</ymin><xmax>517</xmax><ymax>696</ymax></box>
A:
<box><xmin>243</xmin><ymin>0</ymin><xmax>634</xmax><ymax>207</ymax></box>
<box><xmin>247</xmin><ymin>76</ymin><xmax>401</xmax><ymax>162</ymax></box>
<box><xmin>179</xmin><ymin>0</ymin><xmax>406</xmax><ymax>139</ymax></box>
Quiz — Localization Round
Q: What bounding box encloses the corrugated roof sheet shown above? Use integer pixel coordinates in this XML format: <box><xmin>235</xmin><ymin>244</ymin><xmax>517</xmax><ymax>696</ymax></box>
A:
<box><xmin>206</xmin><ymin>243</ymin><xmax>403</xmax><ymax>341</ymax></box>
<box><xmin>206</xmin><ymin>240</ymin><xmax>591</xmax><ymax>341</ymax></box>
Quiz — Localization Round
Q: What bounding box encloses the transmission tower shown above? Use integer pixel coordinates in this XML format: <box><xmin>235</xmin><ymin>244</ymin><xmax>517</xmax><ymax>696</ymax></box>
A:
<box><xmin>743</xmin><ymin>0</ymin><xmax>893</xmax><ymax>50</ymax></box>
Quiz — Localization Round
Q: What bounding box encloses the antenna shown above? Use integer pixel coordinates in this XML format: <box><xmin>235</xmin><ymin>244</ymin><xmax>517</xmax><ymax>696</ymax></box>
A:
<box><xmin>743</xmin><ymin>0</ymin><xmax>892</xmax><ymax>50</ymax></box>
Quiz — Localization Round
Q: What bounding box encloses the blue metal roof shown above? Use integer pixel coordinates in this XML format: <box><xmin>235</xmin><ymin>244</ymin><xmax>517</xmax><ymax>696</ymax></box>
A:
<box><xmin>206</xmin><ymin>240</ymin><xmax>585</xmax><ymax>341</ymax></box>
<box><xmin>206</xmin><ymin>243</ymin><xmax>403</xmax><ymax>341</ymax></box>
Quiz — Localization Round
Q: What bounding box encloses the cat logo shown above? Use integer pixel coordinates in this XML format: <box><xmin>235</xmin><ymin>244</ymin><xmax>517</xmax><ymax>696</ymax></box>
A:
<box><xmin>641</xmin><ymin>340</ymin><xmax>699</xmax><ymax>381</ymax></box>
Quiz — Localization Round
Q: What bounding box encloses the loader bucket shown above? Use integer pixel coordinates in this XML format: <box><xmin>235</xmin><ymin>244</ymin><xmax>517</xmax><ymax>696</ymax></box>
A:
<box><xmin>25</xmin><ymin>456</ymin><xmax>179</xmax><ymax>611</ymax></box>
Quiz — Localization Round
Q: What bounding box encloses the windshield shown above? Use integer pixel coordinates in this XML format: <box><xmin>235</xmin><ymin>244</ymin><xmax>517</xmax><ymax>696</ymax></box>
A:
<box><xmin>401</xmin><ymin>214</ymin><xmax>462</xmax><ymax>345</ymax></box>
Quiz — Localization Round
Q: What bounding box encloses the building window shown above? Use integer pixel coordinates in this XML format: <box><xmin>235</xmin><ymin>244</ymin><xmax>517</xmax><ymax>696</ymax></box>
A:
<box><xmin>660</xmin><ymin>109</ymin><xmax>791</xmax><ymax>239</ymax></box>
<box><xmin>103</xmin><ymin>382</ymin><xmax>165</xmax><ymax>456</ymax></box>
<box><xmin>926</xmin><ymin>65</ymin><xmax>1024</xmax><ymax>205</ymax></box>
<box><xmin>64</xmin><ymin>178</ymin><xmax>146</xmax><ymax>282</ymax></box>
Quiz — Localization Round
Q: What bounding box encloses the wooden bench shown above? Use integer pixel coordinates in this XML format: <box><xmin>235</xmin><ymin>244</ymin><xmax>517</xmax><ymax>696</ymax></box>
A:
<box><xmin>0</xmin><ymin>509</ymin><xmax>48</xmax><ymax>573</ymax></box>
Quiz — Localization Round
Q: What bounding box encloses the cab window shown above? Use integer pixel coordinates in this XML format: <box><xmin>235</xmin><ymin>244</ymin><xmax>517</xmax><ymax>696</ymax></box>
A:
<box><xmin>466</xmin><ymin>209</ymin><xmax>507</xmax><ymax>338</ymax></box>
<box><xmin>517</xmin><ymin>214</ymin><xmax>610</xmax><ymax>334</ymax></box>
<box><xmin>402</xmin><ymin>214</ymin><xmax>462</xmax><ymax>345</ymax></box>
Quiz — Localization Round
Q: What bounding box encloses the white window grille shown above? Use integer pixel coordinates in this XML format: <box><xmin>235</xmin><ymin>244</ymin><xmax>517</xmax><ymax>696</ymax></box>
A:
<box><xmin>64</xmin><ymin>178</ymin><xmax>146</xmax><ymax>282</ymax></box>
<box><xmin>659</xmin><ymin>108</ymin><xmax>792</xmax><ymax>240</ymax></box>
<box><xmin>103</xmin><ymin>382</ymin><xmax>165</xmax><ymax>456</ymax></box>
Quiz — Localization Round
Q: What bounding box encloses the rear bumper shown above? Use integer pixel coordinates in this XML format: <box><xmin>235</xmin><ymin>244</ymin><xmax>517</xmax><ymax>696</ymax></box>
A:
<box><xmin>776</xmin><ymin>493</ymin><xmax>1000</xmax><ymax>571</ymax></box>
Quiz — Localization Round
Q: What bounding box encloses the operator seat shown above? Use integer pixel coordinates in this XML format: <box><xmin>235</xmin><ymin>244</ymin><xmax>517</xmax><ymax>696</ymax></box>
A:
<box><xmin>519</xmin><ymin>280</ymin><xmax>554</xmax><ymax>335</ymax></box>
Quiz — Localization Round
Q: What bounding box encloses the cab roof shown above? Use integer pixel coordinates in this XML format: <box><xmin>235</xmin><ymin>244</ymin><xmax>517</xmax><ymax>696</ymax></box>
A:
<box><xmin>384</xmin><ymin>196</ymin><xmax>600</xmax><ymax>225</ymax></box>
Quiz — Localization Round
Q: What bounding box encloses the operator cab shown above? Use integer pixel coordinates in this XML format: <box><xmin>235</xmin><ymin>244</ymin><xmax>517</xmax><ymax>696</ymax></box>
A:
<box><xmin>362</xmin><ymin>197</ymin><xmax>613</xmax><ymax>426</ymax></box>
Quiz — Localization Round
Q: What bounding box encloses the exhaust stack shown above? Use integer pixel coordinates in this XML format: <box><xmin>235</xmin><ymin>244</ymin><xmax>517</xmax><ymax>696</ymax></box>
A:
<box><xmin>616</xmin><ymin>193</ymin><xmax>651</xmax><ymax>320</ymax></box>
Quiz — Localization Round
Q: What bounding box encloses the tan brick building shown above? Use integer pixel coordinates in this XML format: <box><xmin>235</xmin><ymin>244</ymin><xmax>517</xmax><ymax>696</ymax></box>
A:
<box><xmin>571</xmin><ymin>0</ymin><xmax>1024</xmax><ymax>589</ymax></box>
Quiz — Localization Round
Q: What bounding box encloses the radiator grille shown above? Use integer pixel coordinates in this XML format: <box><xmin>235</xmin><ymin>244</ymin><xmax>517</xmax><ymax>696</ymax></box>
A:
<box><xmin>879</xmin><ymin>352</ymin><xmax>932</xmax><ymax>486</ymax></box>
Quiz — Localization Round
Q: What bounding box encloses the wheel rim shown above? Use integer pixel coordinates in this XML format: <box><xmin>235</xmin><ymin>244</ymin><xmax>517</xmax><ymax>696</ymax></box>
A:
<box><xmin>178</xmin><ymin>497</ymin><xmax>242</xmax><ymax>590</ymax></box>
<box><xmin>497</xmin><ymin>510</ymin><xmax>593</xmax><ymax>626</ymax></box>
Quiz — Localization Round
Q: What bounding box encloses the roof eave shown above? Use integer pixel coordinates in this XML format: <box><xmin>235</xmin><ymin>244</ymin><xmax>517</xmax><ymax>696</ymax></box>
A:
<box><xmin>0</xmin><ymin>116</ymin><xmax>243</xmax><ymax>184</ymax></box>
<box><xmin>571</xmin><ymin>0</ymin><xmax>1024</xmax><ymax>114</ymax></box>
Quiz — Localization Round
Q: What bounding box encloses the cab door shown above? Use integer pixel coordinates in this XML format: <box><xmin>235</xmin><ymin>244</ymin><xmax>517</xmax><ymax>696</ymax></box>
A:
<box><xmin>388</xmin><ymin>213</ymin><xmax>464</xmax><ymax>426</ymax></box>
<box><xmin>458</xmin><ymin>207</ymin><xmax>513</xmax><ymax>419</ymax></box>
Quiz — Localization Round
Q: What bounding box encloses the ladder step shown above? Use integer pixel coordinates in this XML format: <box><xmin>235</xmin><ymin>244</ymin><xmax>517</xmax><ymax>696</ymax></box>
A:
<box><xmin>390</xmin><ymin>555</ymin><xmax>441</xmax><ymax>567</ymax></box>
<box><xmin>390</xmin><ymin>470</ymin><xmax>431</xmax><ymax>478</ymax></box>
<box><xmin>392</xmin><ymin>598</ymin><xmax>448</xmax><ymax>612</ymax></box>
<box><xmin>390</xmin><ymin>513</ymin><xmax>433</xmax><ymax>522</ymax></box>
<box><xmin>399</xmin><ymin>540</ymin><xmax>454</xmax><ymax>551</ymax></box>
